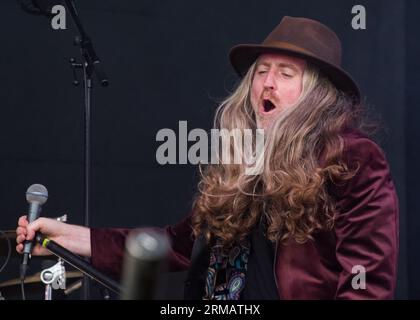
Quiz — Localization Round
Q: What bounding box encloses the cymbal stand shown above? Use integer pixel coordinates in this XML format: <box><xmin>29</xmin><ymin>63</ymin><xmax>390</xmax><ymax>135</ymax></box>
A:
<box><xmin>39</xmin><ymin>214</ymin><xmax>68</xmax><ymax>300</ymax></box>
<box><xmin>40</xmin><ymin>260</ymin><xmax>66</xmax><ymax>300</ymax></box>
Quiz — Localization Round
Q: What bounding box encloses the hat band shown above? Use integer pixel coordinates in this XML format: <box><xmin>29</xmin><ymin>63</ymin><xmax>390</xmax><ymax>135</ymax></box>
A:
<box><xmin>262</xmin><ymin>41</ymin><xmax>316</xmax><ymax>57</ymax></box>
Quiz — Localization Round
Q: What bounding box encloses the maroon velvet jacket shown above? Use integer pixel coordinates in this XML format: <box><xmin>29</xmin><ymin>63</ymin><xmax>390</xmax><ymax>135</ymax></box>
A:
<box><xmin>90</xmin><ymin>128</ymin><xmax>399</xmax><ymax>299</ymax></box>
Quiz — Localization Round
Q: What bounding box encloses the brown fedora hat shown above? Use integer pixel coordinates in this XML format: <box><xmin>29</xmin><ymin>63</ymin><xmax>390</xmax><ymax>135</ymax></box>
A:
<box><xmin>229</xmin><ymin>16</ymin><xmax>361</xmax><ymax>103</ymax></box>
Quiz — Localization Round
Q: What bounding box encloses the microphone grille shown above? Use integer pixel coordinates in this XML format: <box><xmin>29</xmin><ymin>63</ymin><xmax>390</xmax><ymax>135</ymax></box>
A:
<box><xmin>26</xmin><ymin>184</ymin><xmax>48</xmax><ymax>205</ymax></box>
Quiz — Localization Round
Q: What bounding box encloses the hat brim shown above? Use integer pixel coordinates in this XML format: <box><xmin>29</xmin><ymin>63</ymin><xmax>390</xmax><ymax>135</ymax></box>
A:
<box><xmin>229</xmin><ymin>44</ymin><xmax>361</xmax><ymax>104</ymax></box>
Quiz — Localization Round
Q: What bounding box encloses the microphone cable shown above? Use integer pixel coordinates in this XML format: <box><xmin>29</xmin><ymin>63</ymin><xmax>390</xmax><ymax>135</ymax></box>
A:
<box><xmin>21</xmin><ymin>278</ymin><xmax>26</xmax><ymax>300</ymax></box>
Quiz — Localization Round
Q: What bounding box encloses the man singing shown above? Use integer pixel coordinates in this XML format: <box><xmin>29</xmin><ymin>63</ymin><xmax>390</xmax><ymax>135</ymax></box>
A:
<box><xmin>16</xmin><ymin>16</ymin><xmax>399</xmax><ymax>299</ymax></box>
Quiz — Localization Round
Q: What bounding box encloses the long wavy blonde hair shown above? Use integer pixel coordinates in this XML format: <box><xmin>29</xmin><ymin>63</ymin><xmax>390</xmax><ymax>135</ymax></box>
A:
<box><xmin>192</xmin><ymin>58</ymin><xmax>362</xmax><ymax>249</ymax></box>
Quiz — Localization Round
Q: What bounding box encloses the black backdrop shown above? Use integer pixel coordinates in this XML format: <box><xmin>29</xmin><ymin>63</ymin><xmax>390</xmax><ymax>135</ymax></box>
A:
<box><xmin>0</xmin><ymin>0</ymin><xmax>418</xmax><ymax>299</ymax></box>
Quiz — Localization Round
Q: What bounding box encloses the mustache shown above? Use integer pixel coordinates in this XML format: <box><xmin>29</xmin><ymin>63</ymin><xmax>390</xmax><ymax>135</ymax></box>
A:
<box><xmin>261</xmin><ymin>92</ymin><xmax>280</xmax><ymax>104</ymax></box>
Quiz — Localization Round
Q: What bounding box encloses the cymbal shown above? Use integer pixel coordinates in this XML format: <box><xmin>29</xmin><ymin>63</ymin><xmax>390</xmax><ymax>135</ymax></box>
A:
<box><xmin>0</xmin><ymin>230</ymin><xmax>58</xmax><ymax>259</ymax></box>
<box><xmin>0</xmin><ymin>230</ymin><xmax>15</xmax><ymax>239</ymax></box>
<box><xmin>0</xmin><ymin>271</ymin><xmax>83</xmax><ymax>300</ymax></box>
<box><xmin>0</xmin><ymin>270</ymin><xmax>83</xmax><ymax>288</ymax></box>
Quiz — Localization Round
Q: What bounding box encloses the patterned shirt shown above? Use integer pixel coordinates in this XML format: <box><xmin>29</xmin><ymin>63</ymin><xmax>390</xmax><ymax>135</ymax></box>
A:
<box><xmin>203</xmin><ymin>239</ymin><xmax>250</xmax><ymax>300</ymax></box>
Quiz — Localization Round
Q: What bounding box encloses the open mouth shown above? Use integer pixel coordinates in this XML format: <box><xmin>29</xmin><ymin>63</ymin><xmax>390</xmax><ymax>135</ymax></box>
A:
<box><xmin>262</xmin><ymin>99</ymin><xmax>277</xmax><ymax>113</ymax></box>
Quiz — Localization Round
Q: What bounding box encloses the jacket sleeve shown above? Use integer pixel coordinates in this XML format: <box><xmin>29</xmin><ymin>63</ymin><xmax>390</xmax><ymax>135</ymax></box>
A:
<box><xmin>333</xmin><ymin>135</ymin><xmax>399</xmax><ymax>299</ymax></box>
<box><xmin>90</xmin><ymin>213</ymin><xmax>194</xmax><ymax>280</ymax></box>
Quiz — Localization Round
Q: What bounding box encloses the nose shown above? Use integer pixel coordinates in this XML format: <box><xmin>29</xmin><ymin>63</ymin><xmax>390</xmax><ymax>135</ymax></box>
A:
<box><xmin>263</xmin><ymin>69</ymin><xmax>276</xmax><ymax>90</ymax></box>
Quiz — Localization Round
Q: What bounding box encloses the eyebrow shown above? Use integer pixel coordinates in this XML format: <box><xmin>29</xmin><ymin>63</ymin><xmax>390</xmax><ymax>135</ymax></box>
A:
<box><xmin>257</xmin><ymin>61</ymin><xmax>300</xmax><ymax>72</ymax></box>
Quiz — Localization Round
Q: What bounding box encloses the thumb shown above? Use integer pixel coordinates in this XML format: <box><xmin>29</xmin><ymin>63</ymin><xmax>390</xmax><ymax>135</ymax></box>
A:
<box><xmin>26</xmin><ymin>218</ymin><xmax>44</xmax><ymax>241</ymax></box>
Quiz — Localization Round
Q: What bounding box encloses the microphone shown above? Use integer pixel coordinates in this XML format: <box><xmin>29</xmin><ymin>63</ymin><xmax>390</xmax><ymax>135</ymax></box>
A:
<box><xmin>20</xmin><ymin>184</ymin><xmax>48</xmax><ymax>280</ymax></box>
<box><xmin>121</xmin><ymin>230</ymin><xmax>170</xmax><ymax>300</ymax></box>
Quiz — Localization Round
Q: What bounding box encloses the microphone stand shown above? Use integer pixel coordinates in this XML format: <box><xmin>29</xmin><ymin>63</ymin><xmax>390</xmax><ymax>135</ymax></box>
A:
<box><xmin>63</xmin><ymin>0</ymin><xmax>109</xmax><ymax>300</ymax></box>
<box><xmin>36</xmin><ymin>234</ymin><xmax>122</xmax><ymax>295</ymax></box>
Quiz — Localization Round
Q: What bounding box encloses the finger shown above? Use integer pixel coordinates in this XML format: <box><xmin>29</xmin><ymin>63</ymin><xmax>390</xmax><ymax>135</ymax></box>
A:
<box><xmin>16</xmin><ymin>244</ymin><xmax>23</xmax><ymax>254</ymax></box>
<box><xmin>16</xmin><ymin>234</ymin><xmax>26</xmax><ymax>244</ymax></box>
<box><xmin>26</xmin><ymin>219</ymin><xmax>43</xmax><ymax>241</ymax></box>
<box><xmin>18</xmin><ymin>215</ymin><xmax>28</xmax><ymax>227</ymax></box>
<box><xmin>26</xmin><ymin>228</ymin><xmax>35</xmax><ymax>241</ymax></box>
<box><xmin>16</xmin><ymin>226</ymin><xmax>27</xmax><ymax>236</ymax></box>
